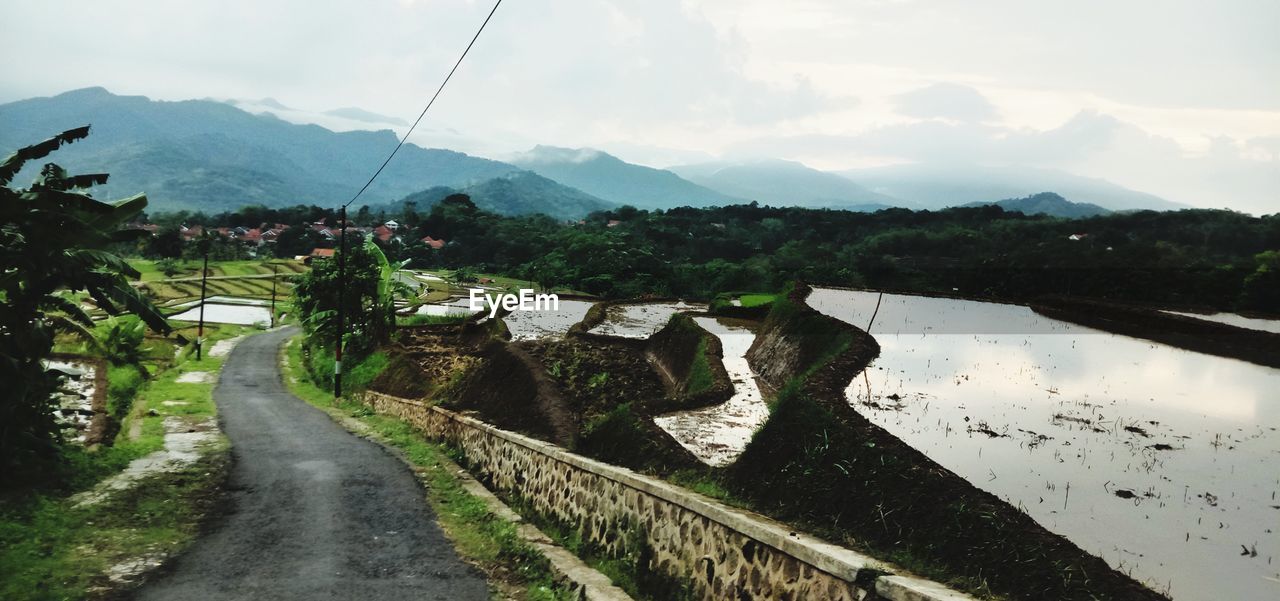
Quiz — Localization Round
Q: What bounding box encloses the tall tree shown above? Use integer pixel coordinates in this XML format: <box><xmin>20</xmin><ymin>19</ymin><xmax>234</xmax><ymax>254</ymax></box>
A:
<box><xmin>0</xmin><ymin>127</ymin><xmax>171</xmax><ymax>482</ymax></box>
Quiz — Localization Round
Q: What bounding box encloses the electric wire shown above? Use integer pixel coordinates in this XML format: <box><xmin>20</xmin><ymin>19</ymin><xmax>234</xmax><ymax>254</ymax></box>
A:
<box><xmin>342</xmin><ymin>0</ymin><xmax>504</xmax><ymax>208</ymax></box>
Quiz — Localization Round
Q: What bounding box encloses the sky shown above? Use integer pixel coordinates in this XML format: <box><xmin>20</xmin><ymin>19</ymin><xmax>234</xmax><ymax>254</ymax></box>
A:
<box><xmin>2</xmin><ymin>0</ymin><xmax>1277</xmax><ymax>213</ymax></box>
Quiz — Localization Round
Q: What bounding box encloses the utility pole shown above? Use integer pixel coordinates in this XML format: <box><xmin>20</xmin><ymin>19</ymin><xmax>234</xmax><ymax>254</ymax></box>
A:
<box><xmin>334</xmin><ymin>207</ymin><xmax>346</xmax><ymax>400</ymax></box>
<box><xmin>196</xmin><ymin>236</ymin><xmax>210</xmax><ymax>360</ymax></box>
<box><xmin>269</xmin><ymin>262</ymin><xmax>278</xmax><ymax>328</ymax></box>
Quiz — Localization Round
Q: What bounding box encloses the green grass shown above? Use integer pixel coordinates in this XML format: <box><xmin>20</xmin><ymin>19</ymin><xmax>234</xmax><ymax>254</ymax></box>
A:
<box><xmin>397</xmin><ymin>313</ymin><xmax>469</xmax><ymax>326</ymax></box>
<box><xmin>280</xmin><ymin>336</ymin><xmax>575</xmax><ymax>601</ymax></box>
<box><xmin>737</xmin><ymin>293</ymin><xmax>777</xmax><ymax>308</ymax></box>
<box><xmin>0</xmin><ymin>325</ymin><xmax>245</xmax><ymax>600</ymax></box>
<box><xmin>685</xmin><ymin>337</ymin><xmax>714</xmax><ymax>395</ymax></box>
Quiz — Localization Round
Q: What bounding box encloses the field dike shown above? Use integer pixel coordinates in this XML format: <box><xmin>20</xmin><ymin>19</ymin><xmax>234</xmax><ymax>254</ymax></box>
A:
<box><xmin>730</xmin><ymin>282</ymin><xmax>1169</xmax><ymax>601</ymax></box>
<box><xmin>359</xmin><ymin>390</ymin><xmax>976</xmax><ymax>601</ymax></box>
<box><xmin>1032</xmin><ymin>295</ymin><xmax>1280</xmax><ymax>368</ymax></box>
<box><xmin>644</xmin><ymin>313</ymin><xmax>734</xmax><ymax>412</ymax></box>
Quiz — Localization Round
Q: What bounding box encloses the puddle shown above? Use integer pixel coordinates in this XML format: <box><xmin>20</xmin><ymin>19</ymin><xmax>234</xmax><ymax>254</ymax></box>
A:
<box><xmin>169</xmin><ymin>303</ymin><xmax>271</xmax><ymax>326</ymax></box>
<box><xmin>807</xmin><ymin>288</ymin><xmax>1280</xmax><ymax>601</ymax></box>
<box><xmin>654</xmin><ymin>317</ymin><xmax>768</xmax><ymax>466</ymax></box>
<box><xmin>588</xmin><ymin>301</ymin><xmax>706</xmax><ymax>339</ymax></box>
<box><xmin>1162</xmin><ymin>310</ymin><xmax>1280</xmax><ymax>335</ymax></box>
<box><xmin>504</xmin><ymin>299</ymin><xmax>596</xmax><ymax>341</ymax></box>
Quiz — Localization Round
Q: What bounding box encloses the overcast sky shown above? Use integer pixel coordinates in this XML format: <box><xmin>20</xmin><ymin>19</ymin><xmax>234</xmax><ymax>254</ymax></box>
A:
<box><xmin>2</xmin><ymin>0</ymin><xmax>1277</xmax><ymax>213</ymax></box>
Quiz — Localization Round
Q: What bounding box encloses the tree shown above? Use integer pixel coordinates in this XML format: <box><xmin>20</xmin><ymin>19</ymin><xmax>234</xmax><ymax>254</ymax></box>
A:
<box><xmin>291</xmin><ymin>234</ymin><xmax>410</xmax><ymax>360</ymax></box>
<box><xmin>0</xmin><ymin>127</ymin><xmax>172</xmax><ymax>481</ymax></box>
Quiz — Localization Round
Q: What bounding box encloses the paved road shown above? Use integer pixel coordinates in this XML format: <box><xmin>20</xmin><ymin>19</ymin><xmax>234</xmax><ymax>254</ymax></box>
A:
<box><xmin>136</xmin><ymin>327</ymin><xmax>488</xmax><ymax>600</ymax></box>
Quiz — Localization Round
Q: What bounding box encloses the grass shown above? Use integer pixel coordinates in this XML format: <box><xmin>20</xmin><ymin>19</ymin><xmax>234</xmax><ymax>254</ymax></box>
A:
<box><xmin>280</xmin><ymin>336</ymin><xmax>576</xmax><ymax>601</ymax></box>
<box><xmin>685</xmin><ymin>336</ymin><xmax>714</xmax><ymax>395</ymax></box>
<box><xmin>396</xmin><ymin>313</ymin><xmax>469</xmax><ymax>326</ymax></box>
<box><xmin>737</xmin><ymin>293</ymin><xmax>777</xmax><ymax>308</ymax></box>
<box><xmin>0</xmin><ymin>324</ymin><xmax>245</xmax><ymax>600</ymax></box>
<box><xmin>503</xmin><ymin>495</ymin><xmax>694</xmax><ymax>601</ymax></box>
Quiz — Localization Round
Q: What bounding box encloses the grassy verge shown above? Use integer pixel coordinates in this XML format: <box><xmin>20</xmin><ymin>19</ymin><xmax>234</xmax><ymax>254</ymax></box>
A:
<box><xmin>280</xmin><ymin>336</ymin><xmax>575</xmax><ymax>601</ymax></box>
<box><xmin>0</xmin><ymin>324</ymin><xmax>244</xmax><ymax>600</ymax></box>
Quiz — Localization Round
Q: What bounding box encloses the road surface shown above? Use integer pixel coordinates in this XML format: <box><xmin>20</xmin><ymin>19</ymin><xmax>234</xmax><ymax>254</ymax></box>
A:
<box><xmin>136</xmin><ymin>327</ymin><xmax>488</xmax><ymax>600</ymax></box>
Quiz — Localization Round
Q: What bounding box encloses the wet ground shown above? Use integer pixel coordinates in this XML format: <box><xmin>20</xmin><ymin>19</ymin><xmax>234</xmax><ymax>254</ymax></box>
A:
<box><xmin>588</xmin><ymin>301</ymin><xmax>706</xmax><ymax>338</ymax></box>
<box><xmin>807</xmin><ymin>287</ymin><xmax>1280</xmax><ymax>601</ymax></box>
<box><xmin>503</xmin><ymin>299</ymin><xmax>595</xmax><ymax>341</ymax></box>
<box><xmin>653</xmin><ymin>317</ymin><xmax>769</xmax><ymax>466</ymax></box>
<box><xmin>1162</xmin><ymin>310</ymin><xmax>1280</xmax><ymax>335</ymax></box>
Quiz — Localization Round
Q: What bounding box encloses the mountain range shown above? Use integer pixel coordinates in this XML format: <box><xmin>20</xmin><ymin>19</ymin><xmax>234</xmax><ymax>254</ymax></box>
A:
<box><xmin>510</xmin><ymin>145</ymin><xmax>740</xmax><ymax>210</ymax></box>
<box><xmin>669</xmin><ymin>159</ymin><xmax>904</xmax><ymax>211</ymax></box>
<box><xmin>0</xmin><ymin>88</ymin><xmax>1184</xmax><ymax>219</ymax></box>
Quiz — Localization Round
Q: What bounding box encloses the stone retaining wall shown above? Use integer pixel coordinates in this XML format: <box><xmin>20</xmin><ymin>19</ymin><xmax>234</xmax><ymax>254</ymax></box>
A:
<box><xmin>361</xmin><ymin>391</ymin><xmax>973</xmax><ymax>601</ymax></box>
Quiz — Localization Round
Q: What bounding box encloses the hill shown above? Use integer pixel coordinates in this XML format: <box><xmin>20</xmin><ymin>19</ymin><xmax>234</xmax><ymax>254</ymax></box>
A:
<box><xmin>0</xmin><ymin>87</ymin><xmax>518</xmax><ymax>212</ymax></box>
<box><xmin>839</xmin><ymin>163</ymin><xmax>1182</xmax><ymax>212</ymax></box>
<box><xmin>510</xmin><ymin>145</ymin><xmax>742</xmax><ymax>210</ymax></box>
<box><xmin>964</xmin><ymin>192</ymin><xmax>1111</xmax><ymax>218</ymax></box>
<box><xmin>392</xmin><ymin>171</ymin><xmax>613</xmax><ymax>220</ymax></box>
<box><xmin>667</xmin><ymin>159</ymin><xmax>905</xmax><ymax>210</ymax></box>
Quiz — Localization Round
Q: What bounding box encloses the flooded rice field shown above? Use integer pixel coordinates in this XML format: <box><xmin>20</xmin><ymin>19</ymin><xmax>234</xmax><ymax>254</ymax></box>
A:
<box><xmin>47</xmin><ymin>360</ymin><xmax>97</xmax><ymax>443</ymax></box>
<box><xmin>413</xmin><ymin>296</ymin><xmax>483</xmax><ymax>318</ymax></box>
<box><xmin>806</xmin><ymin>287</ymin><xmax>1279</xmax><ymax>601</ymax></box>
<box><xmin>654</xmin><ymin>317</ymin><xmax>769</xmax><ymax>466</ymax></box>
<box><xmin>503</xmin><ymin>299</ymin><xmax>595</xmax><ymax>341</ymax></box>
<box><xmin>1163</xmin><ymin>310</ymin><xmax>1280</xmax><ymax>335</ymax></box>
<box><xmin>169</xmin><ymin>302</ymin><xmax>271</xmax><ymax>326</ymax></box>
<box><xmin>588</xmin><ymin>301</ymin><xmax>706</xmax><ymax>338</ymax></box>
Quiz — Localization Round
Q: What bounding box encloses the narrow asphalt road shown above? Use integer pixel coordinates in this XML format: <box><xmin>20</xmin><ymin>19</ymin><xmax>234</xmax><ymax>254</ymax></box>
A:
<box><xmin>136</xmin><ymin>327</ymin><xmax>489</xmax><ymax>600</ymax></box>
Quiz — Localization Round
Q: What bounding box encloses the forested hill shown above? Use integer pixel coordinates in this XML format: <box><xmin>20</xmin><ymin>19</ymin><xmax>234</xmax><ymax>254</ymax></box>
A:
<box><xmin>385</xmin><ymin>202</ymin><xmax>1278</xmax><ymax>313</ymax></box>
<box><xmin>0</xmin><ymin>87</ymin><xmax>517</xmax><ymax>212</ymax></box>
<box><xmin>392</xmin><ymin>171</ymin><xmax>613</xmax><ymax>220</ymax></box>
<box><xmin>964</xmin><ymin>192</ymin><xmax>1111</xmax><ymax>218</ymax></box>
<box><xmin>510</xmin><ymin>145</ymin><xmax>742</xmax><ymax>210</ymax></box>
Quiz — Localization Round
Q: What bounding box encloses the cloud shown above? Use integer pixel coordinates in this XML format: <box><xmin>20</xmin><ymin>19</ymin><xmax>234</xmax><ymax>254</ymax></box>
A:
<box><xmin>893</xmin><ymin>83</ymin><xmax>998</xmax><ymax>122</ymax></box>
<box><xmin>726</xmin><ymin>110</ymin><xmax>1279</xmax><ymax>214</ymax></box>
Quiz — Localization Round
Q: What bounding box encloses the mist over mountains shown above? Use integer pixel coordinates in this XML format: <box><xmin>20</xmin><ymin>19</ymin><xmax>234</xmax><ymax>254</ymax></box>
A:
<box><xmin>0</xmin><ymin>88</ymin><xmax>1184</xmax><ymax>219</ymax></box>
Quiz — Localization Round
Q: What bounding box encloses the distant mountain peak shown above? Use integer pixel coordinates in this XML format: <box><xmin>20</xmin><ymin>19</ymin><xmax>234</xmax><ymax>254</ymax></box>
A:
<box><xmin>963</xmin><ymin>191</ymin><xmax>1111</xmax><ymax>218</ymax></box>
<box><xmin>510</xmin><ymin>147</ymin><xmax>739</xmax><ymax>210</ymax></box>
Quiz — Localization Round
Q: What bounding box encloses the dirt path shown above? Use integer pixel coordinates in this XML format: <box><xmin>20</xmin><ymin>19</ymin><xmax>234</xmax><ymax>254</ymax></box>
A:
<box><xmin>135</xmin><ymin>327</ymin><xmax>488</xmax><ymax>600</ymax></box>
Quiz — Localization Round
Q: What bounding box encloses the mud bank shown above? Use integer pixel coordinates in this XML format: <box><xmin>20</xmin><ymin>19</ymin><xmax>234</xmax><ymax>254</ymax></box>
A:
<box><xmin>644</xmin><ymin>313</ymin><xmax>733</xmax><ymax>411</ymax></box>
<box><xmin>731</xmin><ymin>283</ymin><xmax>1168</xmax><ymax>601</ymax></box>
<box><xmin>1032</xmin><ymin>296</ymin><xmax>1280</xmax><ymax>368</ymax></box>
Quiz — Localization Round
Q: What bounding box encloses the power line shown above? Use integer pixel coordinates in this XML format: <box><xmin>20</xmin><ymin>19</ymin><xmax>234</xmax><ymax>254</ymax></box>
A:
<box><xmin>343</xmin><ymin>0</ymin><xmax>504</xmax><ymax>209</ymax></box>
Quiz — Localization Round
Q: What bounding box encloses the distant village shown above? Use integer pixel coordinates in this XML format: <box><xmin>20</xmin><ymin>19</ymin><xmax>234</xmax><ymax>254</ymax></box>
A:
<box><xmin>127</xmin><ymin>218</ymin><xmax>448</xmax><ymax>263</ymax></box>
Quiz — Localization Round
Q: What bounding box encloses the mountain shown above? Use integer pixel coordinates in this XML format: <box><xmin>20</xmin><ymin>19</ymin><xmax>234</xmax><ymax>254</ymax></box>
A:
<box><xmin>509</xmin><ymin>145</ymin><xmax>743</xmax><ymax>210</ymax></box>
<box><xmin>839</xmin><ymin>163</ymin><xmax>1183</xmax><ymax>212</ymax></box>
<box><xmin>964</xmin><ymin>192</ymin><xmax>1111</xmax><ymax>218</ymax></box>
<box><xmin>0</xmin><ymin>87</ymin><xmax>518</xmax><ymax>213</ymax></box>
<box><xmin>393</xmin><ymin>171</ymin><xmax>614</xmax><ymax>220</ymax></box>
<box><xmin>667</xmin><ymin>159</ymin><xmax>905</xmax><ymax>210</ymax></box>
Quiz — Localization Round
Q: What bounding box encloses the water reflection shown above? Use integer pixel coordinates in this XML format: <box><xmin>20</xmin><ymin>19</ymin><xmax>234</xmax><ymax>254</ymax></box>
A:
<box><xmin>1163</xmin><ymin>310</ymin><xmax>1280</xmax><ymax>335</ymax></box>
<box><xmin>807</xmin><ymin>288</ymin><xmax>1280</xmax><ymax>601</ymax></box>
<box><xmin>654</xmin><ymin>317</ymin><xmax>769</xmax><ymax>466</ymax></box>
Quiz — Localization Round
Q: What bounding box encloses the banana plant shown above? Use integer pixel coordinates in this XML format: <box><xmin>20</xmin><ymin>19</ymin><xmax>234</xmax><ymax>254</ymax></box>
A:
<box><xmin>1</xmin><ymin>127</ymin><xmax>172</xmax><ymax>479</ymax></box>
